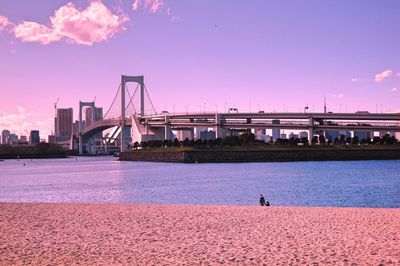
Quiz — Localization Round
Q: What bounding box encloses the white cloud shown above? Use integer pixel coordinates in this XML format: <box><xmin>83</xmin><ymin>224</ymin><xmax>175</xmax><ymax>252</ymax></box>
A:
<box><xmin>0</xmin><ymin>106</ymin><xmax>32</xmax><ymax>135</ymax></box>
<box><xmin>351</xmin><ymin>77</ymin><xmax>360</xmax><ymax>82</ymax></box>
<box><xmin>132</xmin><ymin>0</ymin><xmax>164</xmax><ymax>13</ymax></box>
<box><xmin>167</xmin><ymin>7</ymin><xmax>182</xmax><ymax>22</ymax></box>
<box><xmin>13</xmin><ymin>1</ymin><xmax>129</xmax><ymax>45</ymax></box>
<box><xmin>14</xmin><ymin>21</ymin><xmax>60</xmax><ymax>45</ymax></box>
<box><xmin>374</xmin><ymin>70</ymin><xmax>393</xmax><ymax>82</ymax></box>
<box><xmin>392</xmin><ymin>87</ymin><xmax>398</xmax><ymax>92</ymax></box>
<box><xmin>330</xmin><ymin>94</ymin><xmax>344</xmax><ymax>99</ymax></box>
<box><xmin>0</xmin><ymin>15</ymin><xmax>9</xmax><ymax>32</ymax></box>
<box><xmin>0</xmin><ymin>106</ymin><xmax>52</xmax><ymax>137</ymax></box>
<box><xmin>132</xmin><ymin>0</ymin><xmax>182</xmax><ymax>22</ymax></box>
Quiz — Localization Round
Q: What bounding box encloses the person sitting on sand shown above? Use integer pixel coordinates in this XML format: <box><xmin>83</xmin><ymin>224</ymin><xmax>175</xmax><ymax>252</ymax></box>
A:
<box><xmin>259</xmin><ymin>194</ymin><xmax>266</xmax><ymax>206</ymax></box>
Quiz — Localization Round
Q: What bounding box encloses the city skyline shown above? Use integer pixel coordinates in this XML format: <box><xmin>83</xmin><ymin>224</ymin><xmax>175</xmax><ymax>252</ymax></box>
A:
<box><xmin>1</xmin><ymin>0</ymin><xmax>399</xmax><ymax>136</ymax></box>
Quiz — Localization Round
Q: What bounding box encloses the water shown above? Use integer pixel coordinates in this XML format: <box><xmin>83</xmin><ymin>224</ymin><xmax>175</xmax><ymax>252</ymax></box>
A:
<box><xmin>0</xmin><ymin>156</ymin><xmax>399</xmax><ymax>208</ymax></box>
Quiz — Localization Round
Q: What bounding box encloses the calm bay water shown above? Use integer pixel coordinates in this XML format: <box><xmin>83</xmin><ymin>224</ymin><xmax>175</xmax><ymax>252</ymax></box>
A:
<box><xmin>0</xmin><ymin>156</ymin><xmax>399</xmax><ymax>208</ymax></box>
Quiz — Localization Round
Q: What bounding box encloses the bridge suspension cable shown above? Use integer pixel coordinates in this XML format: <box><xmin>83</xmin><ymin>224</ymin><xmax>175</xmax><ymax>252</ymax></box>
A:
<box><xmin>125</xmin><ymin>83</ymin><xmax>139</xmax><ymax>114</ymax></box>
<box><xmin>103</xmin><ymin>83</ymin><xmax>121</xmax><ymax>119</ymax></box>
<box><xmin>144</xmin><ymin>83</ymin><xmax>157</xmax><ymax>115</ymax></box>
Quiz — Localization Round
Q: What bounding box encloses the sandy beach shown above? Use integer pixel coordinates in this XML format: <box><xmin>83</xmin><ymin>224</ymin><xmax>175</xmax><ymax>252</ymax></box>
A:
<box><xmin>0</xmin><ymin>203</ymin><xmax>399</xmax><ymax>265</ymax></box>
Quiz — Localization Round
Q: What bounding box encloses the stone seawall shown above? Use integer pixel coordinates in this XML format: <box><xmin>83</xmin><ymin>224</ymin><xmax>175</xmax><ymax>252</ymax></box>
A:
<box><xmin>119</xmin><ymin>148</ymin><xmax>400</xmax><ymax>163</ymax></box>
<box><xmin>119</xmin><ymin>150</ymin><xmax>186</xmax><ymax>162</ymax></box>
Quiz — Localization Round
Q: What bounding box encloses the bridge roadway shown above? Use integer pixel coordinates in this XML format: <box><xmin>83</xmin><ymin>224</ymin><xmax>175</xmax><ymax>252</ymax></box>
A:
<box><xmin>80</xmin><ymin>112</ymin><xmax>400</xmax><ymax>138</ymax></box>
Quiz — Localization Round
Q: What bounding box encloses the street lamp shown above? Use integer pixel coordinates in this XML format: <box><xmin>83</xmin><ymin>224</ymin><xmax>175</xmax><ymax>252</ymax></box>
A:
<box><xmin>304</xmin><ymin>106</ymin><xmax>309</xmax><ymax>113</ymax></box>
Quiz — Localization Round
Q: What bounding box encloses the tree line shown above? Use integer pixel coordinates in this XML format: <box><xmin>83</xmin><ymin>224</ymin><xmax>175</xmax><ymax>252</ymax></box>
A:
<box><xmin>0</xmin><ymin>142</ymin><xmax>66</xmax><ymax>157</ymax></box>
<box><xmin>131</xmin><ymin>132</ymin><xmax>398</xmax><ymax>149</ymax></box>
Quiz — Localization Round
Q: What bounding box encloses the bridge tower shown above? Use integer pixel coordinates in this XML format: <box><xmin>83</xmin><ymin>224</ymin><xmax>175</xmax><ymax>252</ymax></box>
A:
<box><xmin>120</xmin><ymin>75</ymin><xmax>145</xmax><ymax>152</ymax></box>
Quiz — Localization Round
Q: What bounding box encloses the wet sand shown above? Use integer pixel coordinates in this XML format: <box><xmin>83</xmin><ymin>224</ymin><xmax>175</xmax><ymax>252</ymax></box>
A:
<box><xmin>0</xmin><ymin>203</ymin><xmax>399</xmax><ymax>265</ymax></box>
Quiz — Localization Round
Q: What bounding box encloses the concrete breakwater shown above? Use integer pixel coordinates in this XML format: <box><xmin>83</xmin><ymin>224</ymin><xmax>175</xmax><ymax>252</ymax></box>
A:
<box><xmin>119</xmin><ymin>148</ymin><xmax>400</xmax><ymax>163</ymax></box>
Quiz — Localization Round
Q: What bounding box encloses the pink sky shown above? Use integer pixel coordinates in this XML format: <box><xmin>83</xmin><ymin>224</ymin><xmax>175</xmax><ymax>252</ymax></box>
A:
<box><xmin>0</xmin><ymin>0</ymin><xmax>399</xmax><ymax>137</ymax></box>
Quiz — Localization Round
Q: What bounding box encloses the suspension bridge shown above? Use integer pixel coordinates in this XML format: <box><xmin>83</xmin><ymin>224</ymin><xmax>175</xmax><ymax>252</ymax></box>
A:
<box><xmin>77</xmin><ymin>75</ymin><xmax>400</xmax><ymax>154</ymax></box>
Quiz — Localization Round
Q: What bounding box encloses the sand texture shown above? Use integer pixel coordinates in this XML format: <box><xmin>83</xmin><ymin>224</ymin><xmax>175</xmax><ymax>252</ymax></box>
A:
<box><xmin>0</xmin><ymin>203</ymin><xmax>399</xmax><ymax>265</ymax></box>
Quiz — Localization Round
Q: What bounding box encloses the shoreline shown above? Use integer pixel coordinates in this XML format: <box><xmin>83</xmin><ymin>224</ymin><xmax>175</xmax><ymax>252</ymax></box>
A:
<box><xmin>0</xmin><ymin>154</ymin><xmax>67</xmax><ymax>160</ymax></box>
<box><xmin>120</xmin><ymin>147</ymin><xmax>400</xmax><ymax>163</ymax></box>
<box><xmin>1</xmin><ymin>202</ymin><xmax>399</xmax><ymax>265</ymax></box>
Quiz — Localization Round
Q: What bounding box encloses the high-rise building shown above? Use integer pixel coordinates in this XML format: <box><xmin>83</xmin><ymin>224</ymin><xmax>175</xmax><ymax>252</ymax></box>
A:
<box><xmin>1</xmin><ymin>130</ymin><xmax>10</xmax><ymax>144</ymax></box>
<box><xmin>85</xmin><ymin>107</ymin><xmax>103</xmax><ymax>127</ymax></box>
<box><xmin>30</xmin><ymin>130</ymin><xmax>40</xmax><ymax>145</ymax></box>
<box><xmin>7</xmin><ymin>133</ymin><xmax>18</xmax><ymax>144</ymax></box>
<box><xmin>55</xmin><ymin>108</ymin><xmax>73</xmax><ymax>139</ymax></box>
<box><xmin>272</xmin><ymin>119</ymin><xmax>281</xmax><ymax>141</ymax></box>
<box><xmin>72</xmin><ymin>120</ymin><xmax>80</xmax><ymax>135</ymax></box>
<box><xmin>84</xmin><ymin>107</ymin><xmax>103</xmax><ymax>142</ymax></box>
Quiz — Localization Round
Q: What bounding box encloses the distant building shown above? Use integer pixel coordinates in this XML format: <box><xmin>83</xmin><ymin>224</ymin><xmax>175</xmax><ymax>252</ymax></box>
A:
<box><xmin>55</xmin><ymin>108</ymin><xmax>73</xmax><ymax>139</ymax></box>
<box><xmin>48</xmin><ymin>135</ymin><xmax>70</xmax><ymax>143</ymax></box>
<box><xmin>354</xmin><ymin>131</ymin><xmax>372</xmax><ymax>141</ymax></box>
<box><xmin>280</xmin><ymin>133</ymin><xmax>287</xmax><ymax>139</ymax></box>
<box><xmin>289</xmin><ymin>132</ymin><xmax>299</xmax><ymax>139</ymax></box>
<box><xmin>85</xmin><ymin>107</ymin><xmax>103</xmax><ymax>142</ymax></box>
<box><xmin>195</xmin><ymin>127</ymin><xmax>208</xmax><ymax>139</ymax></box>
<box><xmin>72</xmin><ymin>120</ymin><xmax>80</xmax><ymax>135</ymax></box>
<box><xmin>379</xmin><ymin>131</ymin><xmax>396</xmax><ymax>138</ymax></box>
<box><xmin>200</xmin><ymin>130</ymin><xmax>216</xmax><ymax>141</ymax></box>
<box><xmin>272</xmin><ymin>119</ymin><xmax>280</xmax><ymax>141</ymax></box>
<box><xmin>254</xmin><ymin>129</ymin><xmax>267</xmax><ymax>141</ymax></box>
<box><xmin>85</xmin><ymin>107</ymin><xmax>103</xmax><ymax>127</ymax></box>
<box><xmin>30</xmin><ymin>130</ymin><xmax>40</xmax><ymax>145</ymax></box>
<box><xmin>299</xmin><ymin>131</ymin><xmax>308</xmax><ymax>140</ymax></box>
<box><xmin>265</xmin><ymin>135</ymin><xmax>273</xmax><ymax>143</ymax></box>
<box><xmin>48</xmin><ymin>135</ymin><xmax>55</xmax><ymax>143</ymax></box>
<box><xmin>1</xmin><ymin>130</ymin><xmax>10</xmax><ymax>144</ymax></box>
<box><xmin>325</xmin><ymin>130</ymin><xmax>340</xmax><ymax>140</ymax></box>
<box><xmin>339</xmin><ymin>131</ymin><xmax>351</xmax><ymax>139</ymax></box>
<box><xmin>7</xmin><ymin>134</ymin><xmax>18</xmax><ymax>144</ymax></box>
<box><xmin>176</xmin><ymin>130</ymin><xmax>193</xmax><ymax>141</ymax></box>
<box><xmin>14</xmin><ymin>138</ymin><xmax>29</xmax><ymax>146</ymax></box>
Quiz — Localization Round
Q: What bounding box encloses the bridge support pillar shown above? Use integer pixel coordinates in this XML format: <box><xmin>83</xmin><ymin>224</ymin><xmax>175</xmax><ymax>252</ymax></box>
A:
<box><xmin>215</xmin><ymin>113</ymin><xmax>222</xmax><ymax>139</ymax></box>
<box><xmin>78</xmin><ymin>101</ymin><xmax>95</xmax><ymax>155</ymax></box>
<box><xmin>308</xmin><ymin>117</ymin><xmax>314</xmax><ymax>145</ymax></box>
<box><xmin>164</xmin><ymin>115</ymin><xmax>173</xmax><ymax>140</ymax></box>
<box><xmin>79</xmin><ymin>136</ymin><xmax>83</xmax><ymax>154</ymax></box>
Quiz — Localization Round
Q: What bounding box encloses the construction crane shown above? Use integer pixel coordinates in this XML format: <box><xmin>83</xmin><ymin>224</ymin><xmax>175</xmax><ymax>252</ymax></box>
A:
<box><xmin>54</xmin><ymin>97</ymin><xmax>60</xmax><ymax>117</ymax></box>
<box><xmin>52</xmin><ymin>97</ymin><xmax>60</xmax><ymax>135</ymax></box>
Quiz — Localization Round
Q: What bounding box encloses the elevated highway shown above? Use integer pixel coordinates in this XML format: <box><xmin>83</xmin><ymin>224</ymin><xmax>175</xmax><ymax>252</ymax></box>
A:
<box><xmin>80</xmin><ymin>111</ymin><xmax>400</xmax><ymax>141</ymax></box>
<box><xmin>138</xmin><ymin>112</ymin><xmax>400</xmax><ymax>132</ymax></box>
<box><xmin>77</xmin><ymin>75</ymin><xmax>400</xmax><ymax>154</ymax></box>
